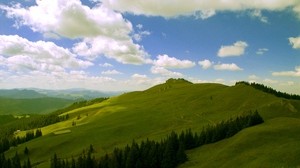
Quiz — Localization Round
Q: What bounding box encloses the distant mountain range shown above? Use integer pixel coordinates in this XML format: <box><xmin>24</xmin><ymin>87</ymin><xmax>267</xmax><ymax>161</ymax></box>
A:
<box><xmin>0</xmin><ymin>88</ymin><xmax>122</xmax><ymax>115</ymax></box>
<box><xmin>0</xmin><ymin>88</ymin><xmax>122</xmax><ymax>100</ymax></box>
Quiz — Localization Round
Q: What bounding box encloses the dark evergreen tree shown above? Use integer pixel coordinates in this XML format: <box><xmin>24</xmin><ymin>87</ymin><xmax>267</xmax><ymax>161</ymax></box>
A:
<box><xmin>35</xmin><ymin>129</ymin><xmax>42</xmax><ymax>138</ymax></box>
<box><xmin>12</xmin><ymin>152</ymin><xmax>21</xmax><ymax>168</ymax></box>
<box><xmin>22</xmin><ymin>158</ymin><xmax>31</xmax><ymax>168</ymax></box>
<box><xmin>24</xmin><ymin>147</ymin><xmax>29</xmax><ymax>155</ymax></box>
<box><xmin>50</xmin><ymin>153</ymin><xmax>60</xmax><ymax>168</ymax></box>
<box><xmin>176</xmin><ymin>142</ymin><xmax>187</xmax><ymax>164</ymax></box>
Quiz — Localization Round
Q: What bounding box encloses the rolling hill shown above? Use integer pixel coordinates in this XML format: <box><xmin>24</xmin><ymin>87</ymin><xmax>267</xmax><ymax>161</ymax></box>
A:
<box><xmin>3</xmin><ymin>79</ymin><xmax>300</xmax><ymax>167</ymax></box>
<box><xmin>0</xmin><ymin>97</ymin><xmax>74</xmax><ymax>115</ymax></box>
<box><xmin>0</xmin><ymin>89</ymin><xmax>47</xmax><ymax>99</ymax></box>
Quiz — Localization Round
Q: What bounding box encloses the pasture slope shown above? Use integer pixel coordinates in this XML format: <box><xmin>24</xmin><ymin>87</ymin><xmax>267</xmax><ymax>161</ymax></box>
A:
<box><xmin>5</xmin><ymin>78</ymin><xmax>300</xmax><ymax>167</ymax></box>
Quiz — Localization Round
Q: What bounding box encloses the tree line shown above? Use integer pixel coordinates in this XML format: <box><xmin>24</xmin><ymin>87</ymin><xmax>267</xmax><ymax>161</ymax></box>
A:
<box><xmin>0</xmin><ymin>129</ymin><xmax>42</xmax><ymax>154</ymax></box>
<box><xmin>236</xmin><ymin>81</ymin><xmax>300</xmax><ymax>100</ymax></box>
<box><xmin>51</xmin><ymin>111</ymin><xmax>264</xmax><ymax>168</ymax></box>
<box><xmin>0</xmin><ymin>152</ymin><xmax>31</xmax><ymax>168</ymax></box>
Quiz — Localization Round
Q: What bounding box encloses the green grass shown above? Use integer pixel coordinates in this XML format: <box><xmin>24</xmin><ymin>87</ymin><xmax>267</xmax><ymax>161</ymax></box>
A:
<box><xmin>4</xmin><ymin>80</ymin><xmax>300</xmax><ymax>167</ymax></box>
<box><xmin>180</xmin><ymin>117</ymin><xmax>300</xmax><ymax>168</ymax></box>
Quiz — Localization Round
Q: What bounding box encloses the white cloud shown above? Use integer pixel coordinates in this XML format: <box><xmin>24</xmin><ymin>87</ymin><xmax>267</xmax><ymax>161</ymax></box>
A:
<box><xmin>130</xmin><ymin>73</ymin><xmax>150</xmax><ymax>84</ymax></box>
<box><xmin>133</xmin><ymin>30</ymin><xmax>151</xmax><ymax>42</ymax></box>
<box><xmin>215</xmin><ymin>78</ymin><xmax>225</xmax><ymax>83</ymax></box>
<box><xmin>249</xmin><ymin>75</ymin><xmax>259</xmax><ymax>80</ymax></box>
<box><xmin>136</xmin><ymin>24</ymin><xmax>143</xmax><ymax>29</ymax></box>
<box><xmin>0</xmin><ymin>69</ymin><xmax>120</xmax><ymax>90</ymax></box>
<box><xmin>101</xmin><ymin>0</ymin><xmax>300</xmax><ymax>19</ymax></box>
<box><xmin>256</xmin><ymin>48</ymin><xmax>269</xmax><ymax>55</ymax></box>
<box><xmin>99</xmin><ymin>63</ymin><xmax>113</xmax><ymax>67</ymax></box>
<box><xmin>72</xmin><ymin>36</ymin><xmax>150</xmax><ymax>64</ymax></box>
<box><xmin>1</xmin><ymin>0</ymin><xmax>149</xmax><ymax>65</ymax></box>
<box><xmin>289</xmin><ymin>37</ymin><xmax>300</xmax><ymax>49</ymax></box>
<box><xmin>218</xmin><ymin>41</ymin><xmax>248</xmax><ymax>57</ymax></box>
<box><xmin>213</xmin><ymin>63</ymin><xmax>243</xmax><ymax>71</ymax></box>
<box><xmin>154</xmin><ymin>54</ymin><xmax>195</xmax><ymax>69</ymax></box>
<box><xmin>198</xmin><ymin>59</ymin><xmax>213</xmax><ymax>69</ymax></box>
<box><xmin>263</xmin><ymin>78</ymin><xmax>278</xmax><ymax>84</ymax></box>
<box><xmin>250</xmin><ymin>10</ymin><xmax>268</xmax><ymax>23</ymax></box>
<box><xmin>151</xmin><ymin>66</ymin><xmax>183</xmax><ymax>77</ymax></box>
<box><xmin>0</xmin><ymin>35</ymin><xmax>92</xmax><ymax>73</ymax></box>
<box><xmin>131</xmin><ymin>73</ymin><xmax>147</xmax><ymax>80</ymax></box>
<box><xmin>0</xmin><ymin>0</ymin><xmax>132</xmax><ymax>39</ymax></box>
<box><xmin>272</xmin><ymin>66</ymin><xmax>300</xmax><ymax>77</ymax></box>
<box><xmin>101</xmin><ymin>69</ymin><xmax>122</xmax><ymax>75</ymax></box>
<box><xmin>194</xmin><ymin>9</ymin><xmax>216</xmax><ymax>19</ymax></box>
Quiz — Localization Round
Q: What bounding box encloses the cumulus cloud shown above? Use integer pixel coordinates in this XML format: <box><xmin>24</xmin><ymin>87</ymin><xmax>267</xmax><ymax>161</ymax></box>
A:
<box><xmin>272</xmin><ymin>66</ymin><xmax>300</xmax><ymax>77</ymax></box>
<box><xmin>213</xmin><ymin>63</ymin><xmax>243</xmax><ymax>71</ymax></box>
<box><xmin>72</xmin><ymin>36</ymin><xmax>150</xmax><ymax>64</ymax></box>
<box><xmin>256</xmin><ymin>48</ymin><xmax>269</xmax><ymax>55</ymax></box>
<box><xmin>289</xmin><ymin>37</ymin><xmax>300</xmax><ymax>49</ymax></box>
<box><xmin>101</xmin><ymin>0</ymin><xmax>300</xmax><ymax>19</ymax></box>
<box><xmin>0</xmin><ymin>35</ymin><xmax>92</xmax><ymax>73</ymax></box>
<box><xmin>154</xmin><ymin>54</ymin><xmax>195</xmax><ymax>69</ymax></box>
<box><xmin>0</xmin><ymin>0</ymin><xmax>132</xmax><ymax>39</ymax></box>
<box><xmin>101</xmin><ymin>69</ymin><xmax>122</xmax><ymax>75</ymax></box>
<box><xmin>198</xmin><ymin>59</ymin><xmax>213</xmax><ymax>69</ymax></box>
<box><xmin>218</xmin><ymin>41</ymin><xmax>248</xmax><ymax>57</ymax></box>
<box><xmin>151</xmin><ymin>66</ymin><xmax>183</xmax><ymax>77</ymax></box>
<box><xmin>0</xmin><ymin>0</ymin><xmax>149</xmax><ymax>65</ymax></box>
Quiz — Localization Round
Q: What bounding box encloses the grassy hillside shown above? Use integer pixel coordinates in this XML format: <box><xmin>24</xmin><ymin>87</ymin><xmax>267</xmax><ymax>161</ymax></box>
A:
<box><xmin>4</xmin><ymin>79</ymin><xmax>300</xmax><ymax>167</ymax></box>
<box><xmin>180</xmin><ymin>117</ymin><xmax>300</xmax><ymax>168</ymax></box>
<box><xmin>0</xmin><ymin>97</ymin><xmax>74</xmax><ymax>115</ymax></box>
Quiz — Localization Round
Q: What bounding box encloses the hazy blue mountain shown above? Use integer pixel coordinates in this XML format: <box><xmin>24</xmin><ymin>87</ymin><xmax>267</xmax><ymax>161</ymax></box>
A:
<box><xmin>34</xmin><ymin>88</ymin><xmax>122</xmax><ymax>100</ymax></box>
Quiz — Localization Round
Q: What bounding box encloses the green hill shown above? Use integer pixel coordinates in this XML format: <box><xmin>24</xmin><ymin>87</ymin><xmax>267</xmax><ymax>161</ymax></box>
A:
<box><xmin>3</xmin><ymin>79</ymin><xmax>300</xmax><ymax>167</ymax></box>
<box><xmin>0</xmin><ymin>97</ymin><xmax>74</xmax><ymax>115</ymax></box>
<box><xmin>0</xmin><ymin>89</ymin><xmax>47</xmax><ymax>99</ymax></box>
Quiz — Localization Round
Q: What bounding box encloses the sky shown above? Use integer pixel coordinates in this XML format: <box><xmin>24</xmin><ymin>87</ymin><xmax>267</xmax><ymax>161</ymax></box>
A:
<box><xmin>0</xmin><ymin>0</ymin><xmax>299</xmax><ymax>94</ymax></box>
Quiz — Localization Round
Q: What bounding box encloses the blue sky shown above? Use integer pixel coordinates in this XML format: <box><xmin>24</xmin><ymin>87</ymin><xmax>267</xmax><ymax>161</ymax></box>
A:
<box><xmin>0</xmin><ymin>0</ymin><xmax>299</xmax><ymax>94</ymax></box>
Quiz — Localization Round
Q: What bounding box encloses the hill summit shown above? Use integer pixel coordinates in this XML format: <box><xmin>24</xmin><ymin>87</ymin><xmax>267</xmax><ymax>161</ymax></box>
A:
<box><xmin>165</xmin><ymin>78</ymin><xmax>193</xmax><ymax>85</ymax></box>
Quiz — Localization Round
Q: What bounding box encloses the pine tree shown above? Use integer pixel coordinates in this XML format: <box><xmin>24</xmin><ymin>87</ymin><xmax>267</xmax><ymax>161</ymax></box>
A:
<box><xmin>24</xmin><ymin>147</ymin><xmax>29</xmax><ymax>155</ymax></box>
<box><xmin>0</xmin><ymin>153</ymin><xmax>6</xmax><ymax>168</ymax></box>
<box><xmin>22</xmin><ymin>158</ymin><xmax>31</xmax><ymax>168</ymax></box>
<box><xmin>12</xmin><ymin>152</ymin><xmax>21</xmax><ymax>168</ymax></box>
<box><xmin>50</xmin><ymin>153</ymin><xmax>60</xmax><ymax>168</ymax></box>
<box><xmin>176</xmin><ymin>142</ymin><xmax>187</xmax><ymax>164</ymax></box>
